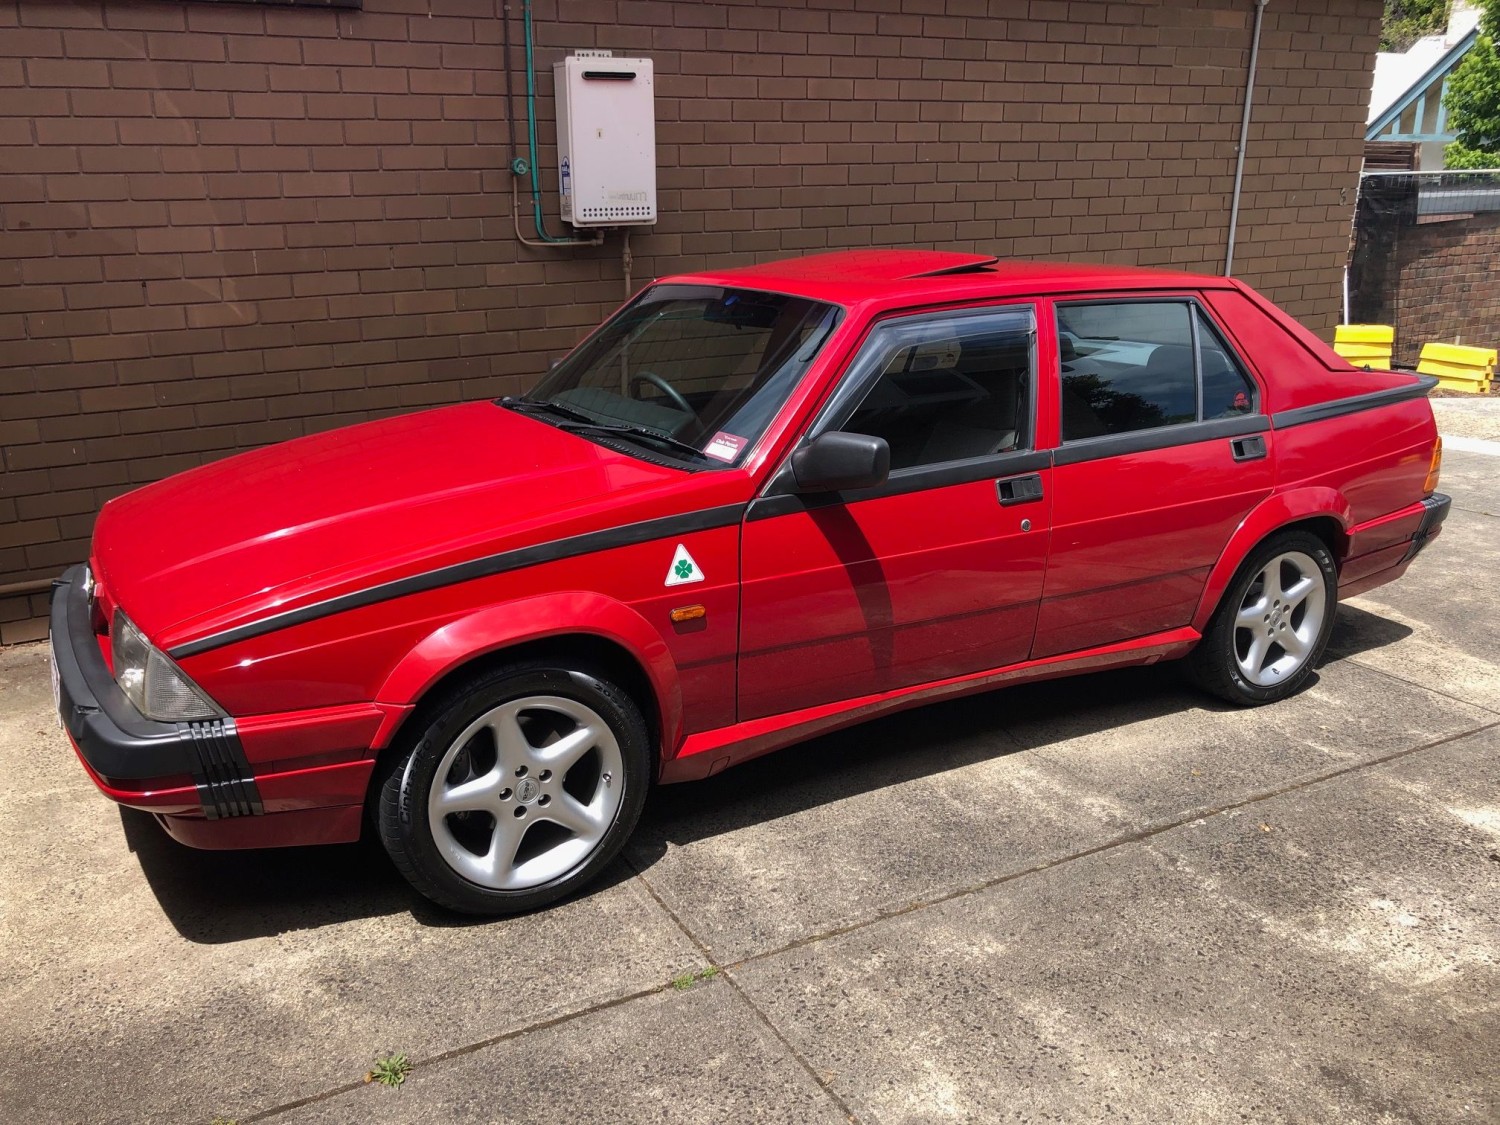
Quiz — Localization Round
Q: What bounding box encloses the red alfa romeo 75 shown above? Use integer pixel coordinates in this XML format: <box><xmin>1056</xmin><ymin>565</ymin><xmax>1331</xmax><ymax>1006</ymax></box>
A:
<box><xmin>52</xmin><ymin>250</ymin><xmax>1448</xmax><ymax>914</ymax></box>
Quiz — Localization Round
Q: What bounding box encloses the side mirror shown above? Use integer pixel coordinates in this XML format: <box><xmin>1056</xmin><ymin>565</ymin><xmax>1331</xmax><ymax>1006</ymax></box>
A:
<box><xmin>790</xmin><ymin>431</ymin><xmax>890</xmax><ymax>493</ymax></box>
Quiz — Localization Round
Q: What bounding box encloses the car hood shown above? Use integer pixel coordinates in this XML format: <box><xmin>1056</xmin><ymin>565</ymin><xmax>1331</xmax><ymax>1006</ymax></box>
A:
<box><xmin>92</xmin><ymin>402</ymin><xmax>742</xmax><ymax>649</ymax></box>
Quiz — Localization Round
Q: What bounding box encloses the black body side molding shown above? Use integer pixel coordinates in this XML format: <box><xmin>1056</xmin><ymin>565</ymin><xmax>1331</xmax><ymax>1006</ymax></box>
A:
<box><xmin>1270</xmin><ymin>375</ymin><xmax>1438</xmax><ymax>429</ymax></box>
<box><xmin>169</xmin><ymin>504</ymin><xmax>748</xmax><ymax>659</ymax></box>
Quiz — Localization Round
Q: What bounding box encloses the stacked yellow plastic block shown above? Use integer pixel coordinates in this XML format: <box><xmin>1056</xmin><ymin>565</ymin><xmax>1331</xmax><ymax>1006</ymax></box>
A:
<box><xmin>1333</xmin><ymin>324</ymin><xmax>1395</xmax><ymax>369</ymax></box>
<box><xmin>1416</xmin><ymin>342</ymin><xmax>1495</xmax><ymax>393</ymax></box>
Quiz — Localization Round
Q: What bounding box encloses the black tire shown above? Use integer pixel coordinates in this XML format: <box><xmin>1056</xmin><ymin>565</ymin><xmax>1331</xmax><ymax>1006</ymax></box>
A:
<box><xmin>1185</xmin><ymin>529</ymin><xmax>1338</xmax><ymax>707</ymax></box>
<box><xmin>377</xmin><ymin>661</ymin><xmax>651</xmax><ymax>915</ymax></box>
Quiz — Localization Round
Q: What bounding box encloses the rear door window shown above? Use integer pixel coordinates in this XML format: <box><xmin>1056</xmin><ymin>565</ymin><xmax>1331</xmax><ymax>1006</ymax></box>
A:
<box><xmin>1057</xmin><ymin>300</ymin><xmax>1259</xmax><ymax>442</ymax></box>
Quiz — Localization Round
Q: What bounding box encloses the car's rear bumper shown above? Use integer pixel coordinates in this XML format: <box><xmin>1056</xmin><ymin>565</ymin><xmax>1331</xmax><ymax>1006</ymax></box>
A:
<box><xmin>1339</xmin><ymin>492</ymin><xmax>1450</xmax><ymax>599</ymax></box>
<box><xmin>1404</xmin><ymin>491</ymin><xmax>1451</xmax><ymax>561</ymax></box>
<box><xmin>51</xmin><ymin>564</ymin><xmax>379</xmax><ymax>848</ymax></box>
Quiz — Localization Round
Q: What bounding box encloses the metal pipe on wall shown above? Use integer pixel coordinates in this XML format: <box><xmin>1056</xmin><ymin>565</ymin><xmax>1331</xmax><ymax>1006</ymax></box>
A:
<box><xmin>1225</xmin><ymin>0</ymin><xmax>1269</xmax><ymax>276</ymax></box>
<box><xmin>502</xmin><ymin>0</ymin><xmax>602</xmax><ymax>248</ymax></box>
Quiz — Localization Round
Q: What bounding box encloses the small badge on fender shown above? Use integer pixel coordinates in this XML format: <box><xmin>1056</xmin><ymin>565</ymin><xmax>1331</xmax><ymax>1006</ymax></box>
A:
<box><xmin>665</xmin><ymin>543</ymin><xmax>704</xmax><ymax>587</ymax></box>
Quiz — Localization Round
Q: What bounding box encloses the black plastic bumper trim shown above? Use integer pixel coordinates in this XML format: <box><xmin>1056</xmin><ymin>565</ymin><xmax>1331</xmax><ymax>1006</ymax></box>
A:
<box><xmin>50</xmin><ymin>566</ymin><xmax>262</xmax><ymax>819</ymax></box>
<box><xmin>1403</xmin><ymin>492</ymin><xmax>1451</xmax><ymax>562</ymax></box>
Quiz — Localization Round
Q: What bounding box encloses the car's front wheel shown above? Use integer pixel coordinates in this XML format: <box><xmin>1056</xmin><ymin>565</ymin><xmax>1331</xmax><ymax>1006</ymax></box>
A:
<box><xmin>377</xmin><ymin>662</ymin><xmax>651</xmax><ymax>915</ymax></box>
<box><xmin>1187</xmin><ymin>529</ymin><xmax>1338</xmax><ymax>706</ymax></box>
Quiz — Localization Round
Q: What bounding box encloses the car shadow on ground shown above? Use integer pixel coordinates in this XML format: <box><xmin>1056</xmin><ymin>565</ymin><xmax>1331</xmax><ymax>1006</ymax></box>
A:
<box><xmin>120</xmin><ymin>805</ymin><xmax>649</xmax><ymax>943</ymax></box>
<box><xmin>1321</xmin><ymin>601</ymin><xmax>1415</xmax><ymax>662</ymax></box>
<box><xmin>629</xmin><ymin>661</ymin><xmax>1218</xmax><ymax>858</ymax></box>
<box><xmin>629</xmin><ymin>604</ymin><xmax>1414</xmax><ymax>861</ymax></box>
<box><xmin>125</xmin><ymin>605</ymin><xmax>1412</xmax><ymax>944</ymax></box>
<box><xmin>120</xmin><ymin>808</ymin><xmax>407</xmax><ymax>940</ymax></box>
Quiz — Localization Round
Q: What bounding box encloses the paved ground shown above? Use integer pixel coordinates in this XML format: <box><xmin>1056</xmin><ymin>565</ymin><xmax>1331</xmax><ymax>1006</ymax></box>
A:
<box><xmin>1</xmin><ymin>447</ymin><xmax>1497</xmax><ymax>1125</ymax></box>
<box><xmin>1433</xmin><ymin>397</ymin><xmax>1500</xmax><ymax>443</ymax></box>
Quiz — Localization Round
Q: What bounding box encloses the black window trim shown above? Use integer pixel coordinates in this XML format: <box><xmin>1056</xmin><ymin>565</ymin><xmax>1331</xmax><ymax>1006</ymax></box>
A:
<box><xmin>1054</xmin><ymin>294</ymin><xmax>1264</xmax><ymax>451</ymax></box>
<box><xmin>1190</xmin><ymin>301</ymin><xmax>1205</xmax><ymax>423</ymax></box>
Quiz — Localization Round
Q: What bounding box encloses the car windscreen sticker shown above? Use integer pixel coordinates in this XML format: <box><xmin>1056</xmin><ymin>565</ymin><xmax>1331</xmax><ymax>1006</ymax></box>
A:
<box><xmin>665</xmin><ymin>543</ymin><xmax>704</xmax><ymax>586</ymax></box>
<box><xmin>703</xmin><ymin>431</ymin><xmax>748</xmax><ymax>463</ymax></box>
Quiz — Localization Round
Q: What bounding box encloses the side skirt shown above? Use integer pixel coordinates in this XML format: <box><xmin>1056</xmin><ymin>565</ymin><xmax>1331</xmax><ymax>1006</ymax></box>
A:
<box><xmin>661</xmin><ymin>626</ymin><xmax>1202</xmax><ymax>783</ymax></box>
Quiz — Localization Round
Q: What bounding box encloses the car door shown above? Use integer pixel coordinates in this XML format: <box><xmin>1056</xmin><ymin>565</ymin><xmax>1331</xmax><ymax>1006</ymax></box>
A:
<box><xmin>1032</xmin><ymin>296</ymin><xmax>1273</xmax><ymax>659</ymax></box>
<box><xmin>738</xmin><ymin>303</ymin><xmax>1052</xmax><ymax>721</ymax></box>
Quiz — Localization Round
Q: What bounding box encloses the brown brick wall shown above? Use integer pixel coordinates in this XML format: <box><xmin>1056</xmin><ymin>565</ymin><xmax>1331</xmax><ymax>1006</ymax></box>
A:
<box><xmin>1387</xmin><ymin>214</ymin><xmax>1500</xmax><ymax>368</ymax></box>
<box><xmin>0</xmin><ymin>0</ymin><xmax>1381</xmax><ymax>641</ymax></box>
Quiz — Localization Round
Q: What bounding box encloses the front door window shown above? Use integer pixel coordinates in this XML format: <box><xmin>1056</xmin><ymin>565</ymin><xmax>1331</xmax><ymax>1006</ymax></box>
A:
<box><xmin>818</xmin><ymin>305</ymin><xmax>1035</xmax><ymax>474</ymax></box>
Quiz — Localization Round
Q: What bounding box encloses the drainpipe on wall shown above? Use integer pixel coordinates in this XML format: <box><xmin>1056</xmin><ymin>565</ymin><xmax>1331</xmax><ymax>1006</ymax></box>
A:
<box><xmin>1225</xmin><ymin>0</ymin><xmax>1270</xmax><ymax>276</ymax></box>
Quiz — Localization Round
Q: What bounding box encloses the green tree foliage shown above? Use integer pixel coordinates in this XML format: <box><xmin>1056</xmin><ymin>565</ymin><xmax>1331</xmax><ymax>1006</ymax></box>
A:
<box><xmin>1444</xmin><ymin>0</ymin><xmax>1500</xmax><ymax>167</ymax></box>
<box><xmin>1443</xmin><ymin>139</ymin><xmax>1498</xmax><ymax>165</ymax></box>
<box><xmin>1382</xmin><ymin>0</ymin><xmax>1451</xmax><ymax>51</ymax></box>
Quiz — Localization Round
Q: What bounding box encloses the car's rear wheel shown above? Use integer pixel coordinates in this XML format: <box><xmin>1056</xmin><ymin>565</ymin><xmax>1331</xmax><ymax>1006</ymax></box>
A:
<box><xmin>1187</xmin><ymin>530</ymin><xmax>1338</xmax><ymax>706</ymax></box>
<box><xmin>377</xmin><ymin>662</ymin><xmax>651</xmax><ymax>915</ymax></box>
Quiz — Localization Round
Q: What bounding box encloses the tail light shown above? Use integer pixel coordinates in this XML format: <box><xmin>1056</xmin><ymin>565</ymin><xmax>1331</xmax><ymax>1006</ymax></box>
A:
<box><xmin>1423</xmin><ymin>436</ymin><xmax>1442</xmax><ymax>496</ymax></box>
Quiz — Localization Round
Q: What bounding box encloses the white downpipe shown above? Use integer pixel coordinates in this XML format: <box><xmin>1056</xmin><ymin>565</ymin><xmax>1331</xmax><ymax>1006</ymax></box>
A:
<box><xmin>1225</xmin><ymin>0</ymin><xmax>1269</xmax><ymax>276</ymax></box>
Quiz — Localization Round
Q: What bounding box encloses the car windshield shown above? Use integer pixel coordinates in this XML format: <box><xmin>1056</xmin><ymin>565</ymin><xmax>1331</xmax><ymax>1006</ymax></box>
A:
<box><xmin>513</xmin><ymin>284</ymin><xmax>842</xmax><ymax>468</ymax></box>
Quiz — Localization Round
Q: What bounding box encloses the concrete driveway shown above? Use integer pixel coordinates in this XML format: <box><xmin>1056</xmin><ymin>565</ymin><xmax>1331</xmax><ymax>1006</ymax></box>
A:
<box><xmin>2</xmin><ymin>447</ymin><xmax>1496</xmax><ymax>1124</ymax></box>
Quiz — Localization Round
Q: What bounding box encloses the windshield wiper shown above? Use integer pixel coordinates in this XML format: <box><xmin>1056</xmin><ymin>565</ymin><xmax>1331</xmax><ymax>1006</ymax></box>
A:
<box><xmin>555</xmin><ymin>421</ymin><xmax>709</xmax><ymax>462</ymax></box>
<box><xmin>502</xmin><ymin>396</ymin><xmax>708</xmax><ymax>463</ymax></box>
<box><xmin>499</xmin><ymin>396</ymin><xmax>596</xmax><ymax>425</ymax></box>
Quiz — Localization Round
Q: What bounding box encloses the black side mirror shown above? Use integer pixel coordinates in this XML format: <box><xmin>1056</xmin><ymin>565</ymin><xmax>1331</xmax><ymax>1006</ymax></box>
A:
<box><xmin>790</xmin><ymin>431</ymin><xmax>890</xmax><ymax>493</ymax></box>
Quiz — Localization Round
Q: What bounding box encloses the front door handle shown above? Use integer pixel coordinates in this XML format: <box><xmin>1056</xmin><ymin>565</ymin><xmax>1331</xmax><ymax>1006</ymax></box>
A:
<box><xmin>1231</xmin><ymin>435</ymin><xmax>1267</xmax><ymax>462</ymax></box>
<box><xmin>997</xmin><ymin>473</ymin><xmax>1044</xmax><ymax>506</ymax></box>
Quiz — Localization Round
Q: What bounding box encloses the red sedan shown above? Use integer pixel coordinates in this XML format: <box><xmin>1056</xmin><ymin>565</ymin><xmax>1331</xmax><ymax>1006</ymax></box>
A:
<box><xmin>52</xmin><ymin>250</ymin><xmax>1449</xmax><ymax>914</ymax></box>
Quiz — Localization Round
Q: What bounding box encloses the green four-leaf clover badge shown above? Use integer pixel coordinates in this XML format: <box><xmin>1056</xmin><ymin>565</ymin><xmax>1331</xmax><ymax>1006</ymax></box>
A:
<box><xmin>665</xmin><ymin>544</ymin><xmax>704</xmax><ymax>587</ymax></box>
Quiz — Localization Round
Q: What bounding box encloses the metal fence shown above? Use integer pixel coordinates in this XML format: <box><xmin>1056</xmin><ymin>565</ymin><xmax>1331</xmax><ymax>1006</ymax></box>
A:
<box><xmin>1348</xmin><ymin>170</ymin><xmax>1500</xmax><ymax>367</ymax></box>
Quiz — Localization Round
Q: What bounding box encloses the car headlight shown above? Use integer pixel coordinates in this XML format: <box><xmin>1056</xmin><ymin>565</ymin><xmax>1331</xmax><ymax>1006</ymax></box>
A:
<box><xmin>110</xmin><ymin>611</ymin><xmax>225</xmax><ymax>722</ymax></box>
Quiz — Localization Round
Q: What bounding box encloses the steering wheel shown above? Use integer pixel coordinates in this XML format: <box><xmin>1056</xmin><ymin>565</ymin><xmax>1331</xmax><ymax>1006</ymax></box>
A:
<box><xmin>629</xmin><ymin>371</ymin><xmax>695</xmax><ymax>419</ymax></box>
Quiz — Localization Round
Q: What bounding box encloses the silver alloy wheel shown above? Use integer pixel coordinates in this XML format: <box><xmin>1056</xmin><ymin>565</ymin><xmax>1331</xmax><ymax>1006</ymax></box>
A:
<box><xmin>1233</xmin><ymin>549</ymin><xmax>1327</xmax><ymax>687</ymax></box>
<box><xmin>427</xmin><ymin>695</ymin><xmax>624</xmax><ymax>891</ymax></box>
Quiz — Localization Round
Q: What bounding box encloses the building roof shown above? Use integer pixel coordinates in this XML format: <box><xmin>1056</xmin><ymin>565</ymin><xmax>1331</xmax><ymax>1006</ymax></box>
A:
<box><xmin>1366</xmin><ymin>26</ymin><xmax>1479</xmax><ymax>143</ymax></box>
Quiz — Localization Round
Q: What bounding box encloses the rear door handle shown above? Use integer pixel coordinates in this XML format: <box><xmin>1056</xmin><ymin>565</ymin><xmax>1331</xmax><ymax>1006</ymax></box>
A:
<box><xmin>996</xmin><ymin>473</ymin><xmax>1044</xmax><ymax>506</ymax></box>
<box><xmin>1231</xmin><ymin>435</ymin><xmax>1267</xmax><ymax>462</ymax></box>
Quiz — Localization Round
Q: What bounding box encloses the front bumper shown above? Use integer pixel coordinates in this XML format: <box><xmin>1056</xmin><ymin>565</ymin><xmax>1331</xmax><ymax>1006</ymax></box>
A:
<box><xmin>51</xmin><ymin>564</ymin><xmax>262</xmax><ymax>820</ymax></box>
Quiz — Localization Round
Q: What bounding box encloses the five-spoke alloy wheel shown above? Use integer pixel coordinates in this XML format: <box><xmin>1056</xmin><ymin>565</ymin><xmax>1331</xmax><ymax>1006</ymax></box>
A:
<box><xmin>1188</xmin><ymin>530</ymin><xmax>1338</xmax><ymax>706</ymax></box>
<box><xmin>378</xmin><ymin>663</ymin><xmax>650</xmax><ymax>915</ymax></box>
<box><xmin>1231</xmin><ymin>550</ymin><xmax>1328</xmax><ymax>688</ymax></box>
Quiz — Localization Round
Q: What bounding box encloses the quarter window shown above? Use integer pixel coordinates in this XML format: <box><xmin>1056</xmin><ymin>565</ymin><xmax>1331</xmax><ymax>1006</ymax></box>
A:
<box><xmin>1057</xmin><ymin>301</ymin><xmax>1259</xmax><ymax>442</ymax></box>
<box><xmin>839</xmin><ymin>307</ymin><xmax>1035</xmax><ymax>472</ymax></box>
<box><xmin>1196</xmin><ymin>310</ymin><xmax>1260</xmax><ymax>419</ymax></box>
